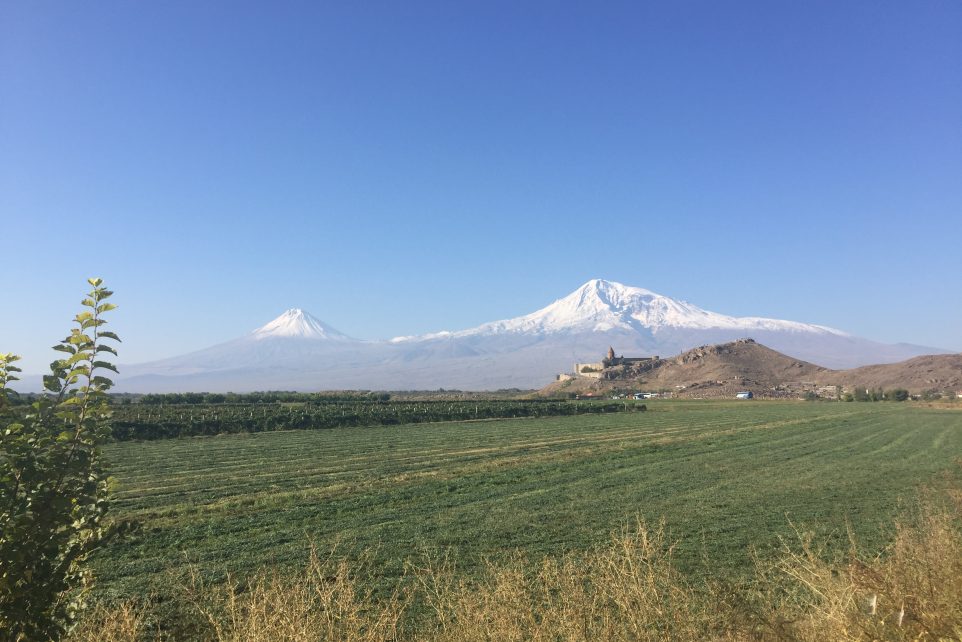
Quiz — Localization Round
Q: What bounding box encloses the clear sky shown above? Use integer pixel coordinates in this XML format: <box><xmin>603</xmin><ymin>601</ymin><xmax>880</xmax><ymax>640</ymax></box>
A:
<box><xmin>2</xmin><ymin>1</ymin><xmax>960</xmax><ymax>374</ymax></box>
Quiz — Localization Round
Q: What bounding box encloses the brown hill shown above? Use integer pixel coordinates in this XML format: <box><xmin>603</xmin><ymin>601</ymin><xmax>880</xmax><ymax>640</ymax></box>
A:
<box><xmin>539</xmin><ymin>339</ymin><xmax>962</xmax><ymax>399</ymax></box>
<box><xmin>541</xmin><ymin>339</ymin><xmax>829</xmax><ymax>398</ymax></box>
<box><xmin>822</xmin><ymin>354</ymin><xmax>962</xmax><ymax>394</ymax></box>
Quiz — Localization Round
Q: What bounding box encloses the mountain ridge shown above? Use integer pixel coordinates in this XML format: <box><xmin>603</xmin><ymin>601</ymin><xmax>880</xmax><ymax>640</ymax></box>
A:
<box><xmin>108</xmin><ymin>279</ymin><xmax>950</xmax><ymax>392</ymax></box>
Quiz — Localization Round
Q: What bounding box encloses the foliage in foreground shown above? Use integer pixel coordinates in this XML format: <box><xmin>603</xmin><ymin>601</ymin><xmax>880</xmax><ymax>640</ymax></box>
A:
<box><xmin>1</xmin><ymin>279</ymin><xmax>120</xmax><ymax>641</ymax></box>
<box><xmin>70</xmin><ymin>470</ymin><xmax>962</xmax><ymax>641</ymax></box>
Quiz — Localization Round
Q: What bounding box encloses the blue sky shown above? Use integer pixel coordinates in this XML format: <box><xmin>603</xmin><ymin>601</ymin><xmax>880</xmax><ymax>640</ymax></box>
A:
<box><xmin>2</xmin><ymin>1</ymin><xmax>960</xmax><ymax>374</ymax></box>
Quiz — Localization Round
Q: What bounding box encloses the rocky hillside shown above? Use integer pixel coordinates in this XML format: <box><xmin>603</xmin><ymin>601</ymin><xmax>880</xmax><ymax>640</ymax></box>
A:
<box><xmin>540</xmin><ymin>340</ymin><xmax>962</xmax><ymax>398</ymax></box>
<box><xmin>822</xmin><ymin>354</ymin><xmax>962</xmax><ymax>393</ymax></box>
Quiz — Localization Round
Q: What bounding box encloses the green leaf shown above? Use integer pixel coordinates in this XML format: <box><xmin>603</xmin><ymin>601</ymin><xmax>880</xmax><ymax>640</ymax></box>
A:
<box><xmin>65</xmin><ymin>352</ymin><xmax>90</xmax><ymax>366</ymax></box>
<box><xmin>67</xmin><ymin>366</ymin><xmax>91</xmax><ymax>379</ymax></box>
<box><xmin>92</xmin><ymin>361</ymin><xmax>118</xmax><ymax>373</ymax></box>
<box><xmin>95</xmin><ymin>345</ymin><xmax>118</xmax><ymax>356</ymax></box>
<box><xmin>87</xmin><ymin>277</ymin><xmax>103</xmax><ymax>287</ymax></box>
<box><xmin>91</xmin><ymin>375</ymin><xmax>114</xmax><ymax>388</ymax></box>
<box><xmin>96</xmin><ymin>302</ymin><xmax>117</xmax><ymax>314</ymax></box>
<box><xmin>98</xmin><ymin>331</ymin><xmax>121</xmax><ymax>343</ymax></box>
<box><xmin>52</xmin><ymin>344</ymin><xmax>77</xmax><ymax>354</ymax></box>
<box><xmin>43</xmin><ymin>375</ymin><xmax>63</xmax><ymax>393</ymax></box>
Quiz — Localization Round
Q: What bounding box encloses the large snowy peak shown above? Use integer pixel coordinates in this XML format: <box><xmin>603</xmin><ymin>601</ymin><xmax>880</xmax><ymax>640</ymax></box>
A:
<box><xmin>249</xmin><ymin>309</ymin><xmax>355</xmax><ymax>342</ymax></box>
<box><xmin>475</xmin><ymin>279</ymin><xmax>661</xmax><ymax>335</ymax></box>
<box><xmin>448</xmin><ymin>279</ymin><xmax>846</xmax><ymax>338</ymax></box>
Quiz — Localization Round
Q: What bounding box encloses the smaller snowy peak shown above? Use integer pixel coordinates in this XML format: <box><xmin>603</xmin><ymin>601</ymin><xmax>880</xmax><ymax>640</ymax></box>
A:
<box><xmin>250</xmin><ymin>308</ymin><xmax>354</xmax><ymax>341</ymax></box>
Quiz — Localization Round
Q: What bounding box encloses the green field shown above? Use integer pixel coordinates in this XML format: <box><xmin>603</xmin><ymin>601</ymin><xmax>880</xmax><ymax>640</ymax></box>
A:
<box><xmin>93</xmin><ymin>400</ymin><xmax>962</xmax><ymax>607</ymax></box>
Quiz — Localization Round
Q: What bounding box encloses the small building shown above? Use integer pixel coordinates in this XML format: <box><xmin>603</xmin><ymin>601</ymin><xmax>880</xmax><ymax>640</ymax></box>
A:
<box><xmin>602</xmin><ymin>346</ymin><xmax>659</xmax><ymax>368</ymax></box>
<box><xmin>816</xmin><ymin>385</ymin><xmax>839</xmax><ymax>399</ymax></box>
<box><xmin>572</xmin><ymin>362</ymin><xmax>605</xmax><ymax>378</ymax></box>
<box><xmin>735</xmin><ymin>391</ymin><xmax>754</xmax><ymax>399</ymax></box>
<box><xmin>571</xmin><ymin>347</ymin><xmax>659</xmax><ymax>380</ymax></box>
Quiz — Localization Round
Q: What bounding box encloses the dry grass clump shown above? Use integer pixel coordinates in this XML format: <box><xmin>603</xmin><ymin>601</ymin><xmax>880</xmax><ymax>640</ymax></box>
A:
<box><xmin>66</xmin><ymin>601</ymin><xmax>157</xmax><ymax>642</ymax></box>
<box><xmin>416</xmin><ymin>518</ymin><xmax>721</xmax><ymax>642</ymax></box>
<box><xmin>183</xmin><ymin>546</ymin><xmax>409</xmax><ymax>642</ymax></box>
<box><xmin>67</xmin><ymin>547</ymin><xmax>408</xmax><ymax>642</ymax></box>
<box><xmin>743</xmin><ymin>486</ymin><xmax>962</xmax><ymax>641</ymax></box>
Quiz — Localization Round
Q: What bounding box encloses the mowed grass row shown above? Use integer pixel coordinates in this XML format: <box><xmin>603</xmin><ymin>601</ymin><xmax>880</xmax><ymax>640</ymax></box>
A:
<box><xmin>92</xmin><ymin>401</ymin><xmax>962</xmax><ymax>604</ymax></box>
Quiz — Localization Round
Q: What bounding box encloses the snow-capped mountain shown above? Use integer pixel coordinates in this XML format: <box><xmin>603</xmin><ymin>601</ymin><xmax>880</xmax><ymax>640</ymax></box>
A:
<box><xmin>397</xmin><ymin>279</ymin><xmax>846</xmax><ymax>339</ymax></box>
<box><xmin>251</xmin><ymin>308</ymin><xmax>355</xmax><ymax>341</ymax></box>
<box><xmin>113</xmin><ymin>280</ymin><xmax>948</xmax><ymax>392</ymax></box>
<box><xmin>117</xmin><ymin>309</ymin><xmax>363</xmax><ymax>382</ymax></box>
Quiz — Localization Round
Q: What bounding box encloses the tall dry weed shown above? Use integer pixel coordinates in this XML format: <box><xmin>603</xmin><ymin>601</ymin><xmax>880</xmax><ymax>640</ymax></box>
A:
<box><xmin>66</xmin><ymin>601</ymin><xmax>157</xmax><ymax>642</ymax></box>
<box><xmin>416</xmin><ymin>518</ymin><xmax>719</xmax><ymax>641</ymax></box>
<box><xmin>183</xmin><ymin>545</ymin><xmax>409</xmax><ymax>642</ymax></box>
<box><xmin>743</xmin><ymin>483</ymin><xmax>962</xmax><ymax>641</ymax></box>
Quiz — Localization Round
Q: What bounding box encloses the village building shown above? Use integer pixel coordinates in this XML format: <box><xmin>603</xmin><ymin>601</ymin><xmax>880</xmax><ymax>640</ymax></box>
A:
<box><xmin>601</xmin><ymin>346</ymin><xmax>659</xmax><ymax>368</ymax></box>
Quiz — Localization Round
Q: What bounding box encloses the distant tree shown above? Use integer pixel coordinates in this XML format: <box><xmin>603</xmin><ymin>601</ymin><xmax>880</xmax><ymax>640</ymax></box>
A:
<box><xmin>0</xmin><ymin>279</ymin><xmax>120</xmax><ymax>639</ymax></box>
<box><xmin>853</xmin><ymin>387</ymin><xmax>871</xmax><ymax>402</ymax></box>
<box><xmin>889</xmin><ymin>388</ymin><xmax>910</xmax><ymax>402</ymax></box>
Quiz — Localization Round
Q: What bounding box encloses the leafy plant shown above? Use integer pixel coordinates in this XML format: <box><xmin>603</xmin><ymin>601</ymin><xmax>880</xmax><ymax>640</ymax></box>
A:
<box><xmin>1</xmin><ymin>278</ymin><xmax>120</xmax><ymax>640</ymax></box>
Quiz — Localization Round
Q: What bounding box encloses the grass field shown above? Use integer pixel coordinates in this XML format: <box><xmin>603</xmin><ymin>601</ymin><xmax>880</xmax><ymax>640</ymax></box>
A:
<box><xmin>92</xmin><ymin>400</ymin><xmax>962</xmax><ymax>610</ymax></box>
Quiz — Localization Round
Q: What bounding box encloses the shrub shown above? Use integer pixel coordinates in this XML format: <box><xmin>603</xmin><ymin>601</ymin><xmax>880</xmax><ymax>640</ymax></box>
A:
<box><xmin>0</xmin><ymin>279</ymin><xmax>120</xmax><ymax>640</ymax></box>
<box><xmin>888</xmin><ymin>388</ymin><xmax>910</xmax><ymax>402</ymax></box>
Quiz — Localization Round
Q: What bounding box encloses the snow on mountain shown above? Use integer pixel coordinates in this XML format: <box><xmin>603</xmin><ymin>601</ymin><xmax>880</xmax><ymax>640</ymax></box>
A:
<box><xmin>390</xmin><ymin>331</ymin><xmax>453</xmax><ymax>344</ymax></box>
<box><xmin>111</xmin><ymin>280</ymin><xmax>948</xmax><ymax>392</ymax></box>
<box><xmin>250</xmin><ymin>308</ymin><xmax>354</xmax><ymax>341</ymax></box>
<box><xmin>114</xmin><ymin>309</ymin><xmax>360</xmax><ymax>383</ymax></box>
<box><xmin>406</xmin><ymin>279</ymin><xmax>848</xmax><ymax>339</ymax></box>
